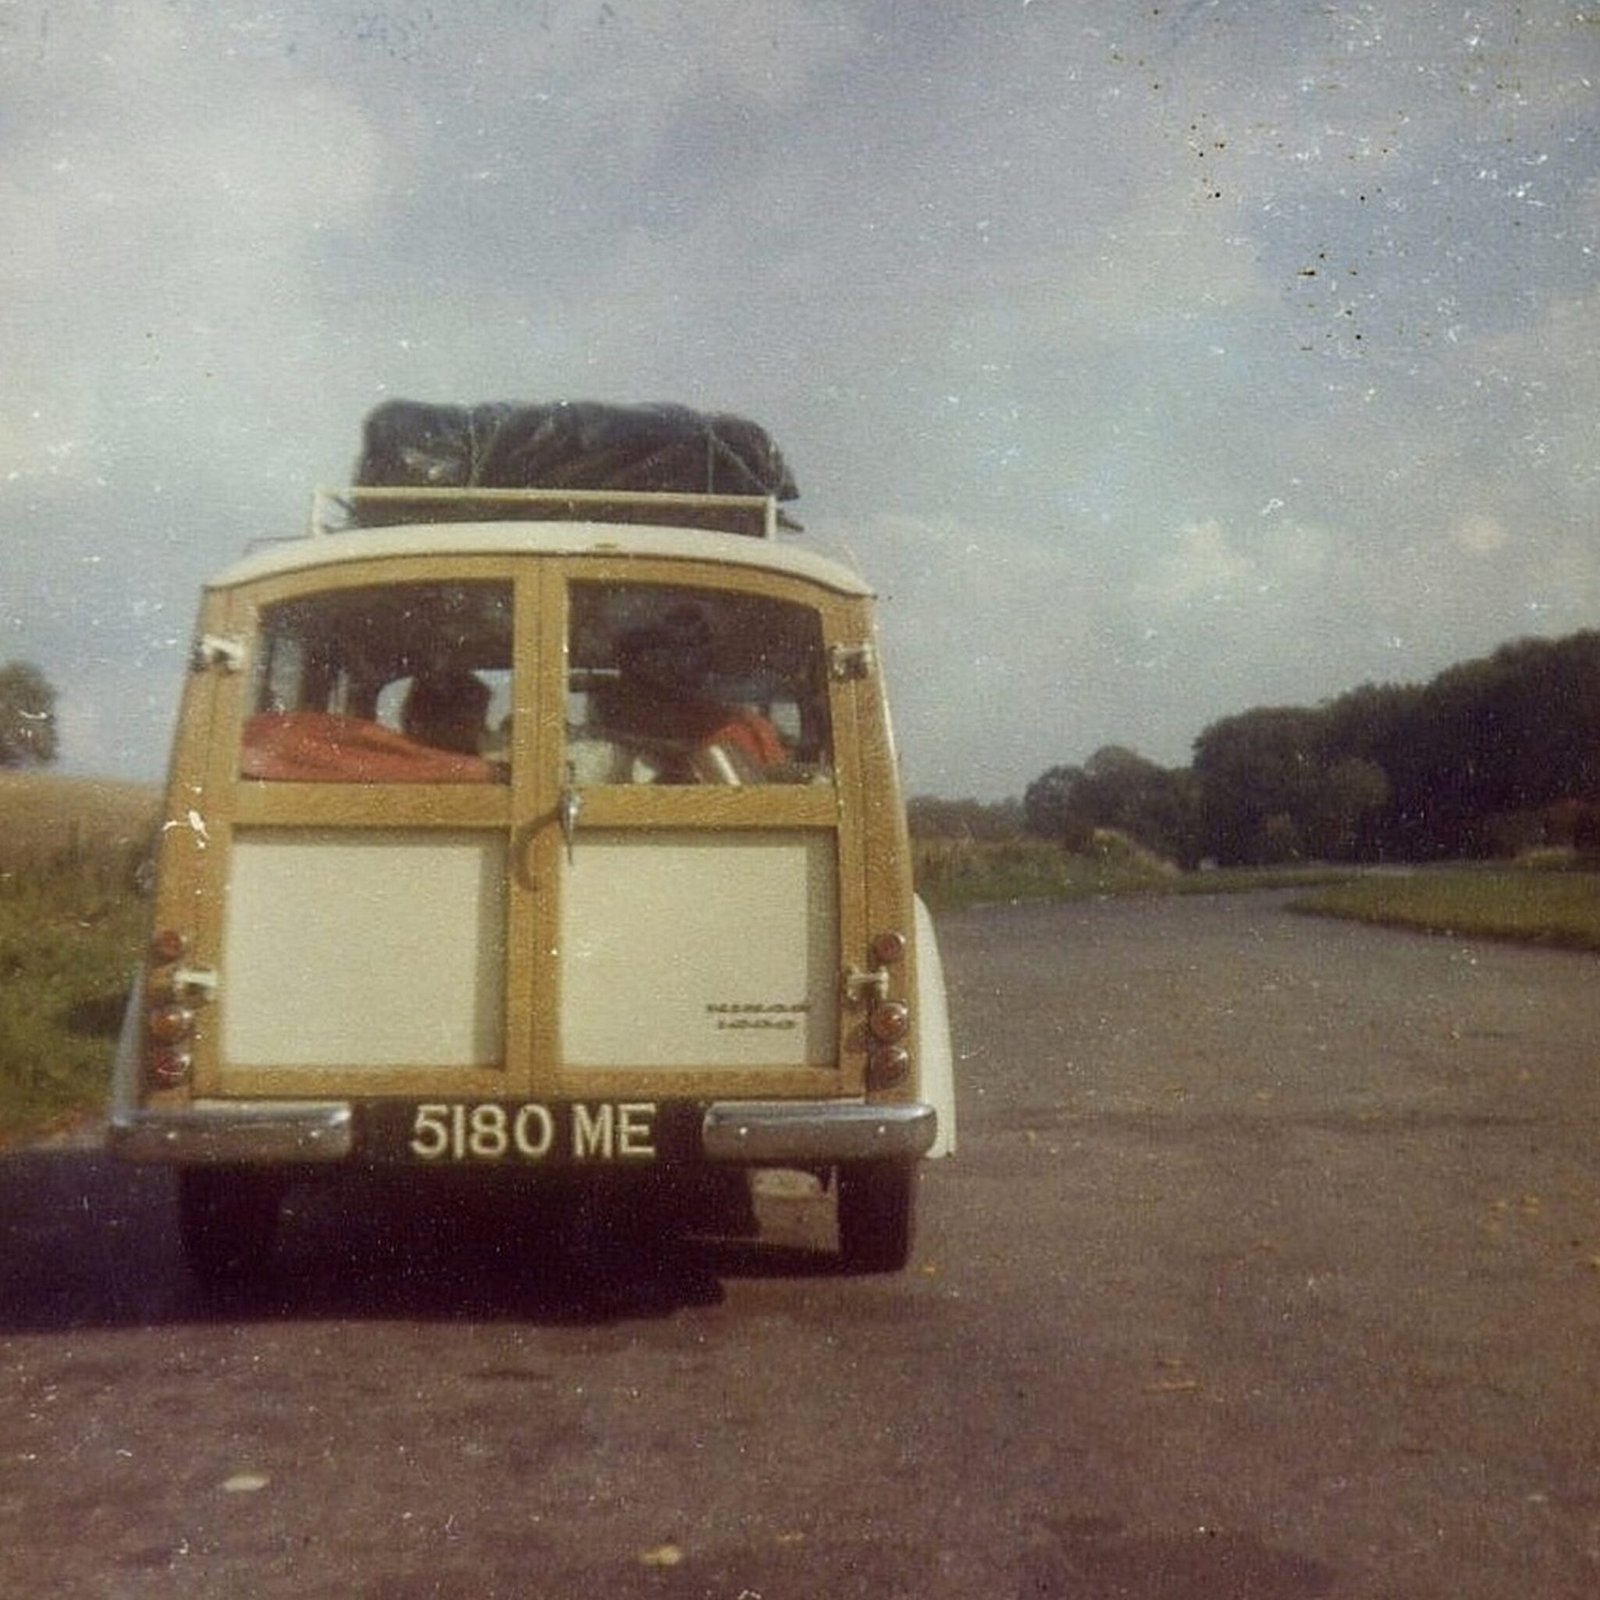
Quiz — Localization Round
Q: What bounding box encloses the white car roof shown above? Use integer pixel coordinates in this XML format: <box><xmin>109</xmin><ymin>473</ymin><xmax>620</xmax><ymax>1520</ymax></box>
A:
<box><xmin>207</xmin><ymin>519</ymin><xmax>875</xmax><ymax>598</ymax></box>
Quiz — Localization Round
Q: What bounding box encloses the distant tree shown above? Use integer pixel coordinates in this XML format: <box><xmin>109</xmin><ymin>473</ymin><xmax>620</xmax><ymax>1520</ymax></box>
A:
<box><xmin>1304</xmin><ymin>756</ymin><xmax>1391</xmax><ymax>860</ymax></box>
<box><xmin>1342</xmin><ymin>631</ymin><xmax>1600</xmax><ymax>858</ymax></box>
<box><xmin>1437</xmin><ymin>633</ymin><xmax>1600</xmax><ymax>816</ymax></box>
<box><xmin>1316</xmin><ymin>681</ymin><xmax>1426</xmax><ymax>858</ymax></box>
<box><xmin>1023</xmin><ymin>763</ymin><xmax>1090</xmax><ymax>849</ymax></box>
<box><xmin>1024</xmin><ymin>747</ymin><xmax>1199</xmax><ymax>864</ymax></box>
<box><xmin>1030</xmin><ymin>628</ymin><xmax>1600</xmax><ymax>869</ymax></box>
<box><xmin>1192</xmin><ymin>707</ymin><xmax>1325</xmax><ymax>864</ymax></box>
<box><xmin>1075</xmin><ymin>747</ymin><xmax>1200</xmax><ymax>865</ymax></box>
<box><xmin>0</xmin><ymin>661</ymin><xmax>58</xmax><ymax>767</ymax></box>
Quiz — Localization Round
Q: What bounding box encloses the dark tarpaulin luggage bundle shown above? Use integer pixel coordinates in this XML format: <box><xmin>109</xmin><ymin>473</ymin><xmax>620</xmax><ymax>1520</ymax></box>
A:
<box><xmin>352</xmin><ymin>401</ymin><xmax>798</xmax><ymax>531</ymax></box>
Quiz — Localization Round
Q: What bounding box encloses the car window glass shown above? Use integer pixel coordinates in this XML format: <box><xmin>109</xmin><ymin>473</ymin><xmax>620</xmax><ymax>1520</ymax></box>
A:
<box><xmin>241</xmin><ymin>581</ymin><xmax>513</xmax><ymax>783</ymax></box>
<box><xmin>566</xmin><ymin>581</ymin><xmax>832</xmax><ymax>786</ymax></box>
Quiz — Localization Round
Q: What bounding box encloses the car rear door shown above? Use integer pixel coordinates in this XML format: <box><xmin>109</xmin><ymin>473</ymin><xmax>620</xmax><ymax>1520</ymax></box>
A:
<box><xmin>515</xmin><ymin>559</ymin><xmax>871</xmax><ymax>1108</ymax></box>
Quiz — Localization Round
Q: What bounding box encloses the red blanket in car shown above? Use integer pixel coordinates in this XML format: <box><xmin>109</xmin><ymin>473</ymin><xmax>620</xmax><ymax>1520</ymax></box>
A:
<box><xmin>241</xmin><ymin>713</ymin><xmax>497</xmax><ymax>783</ymax></box>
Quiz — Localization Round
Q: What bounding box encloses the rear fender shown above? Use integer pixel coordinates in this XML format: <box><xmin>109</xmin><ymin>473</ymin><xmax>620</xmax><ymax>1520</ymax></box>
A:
<box><xmin>913</xmin><ymin>895</ymin><xmax>956</xmax><ymax>1157</ymax></box>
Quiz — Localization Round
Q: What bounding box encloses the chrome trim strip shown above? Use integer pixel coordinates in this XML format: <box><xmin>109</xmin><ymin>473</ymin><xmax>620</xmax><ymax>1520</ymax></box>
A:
<box><xmin>107</xmin><ymin>1100</ymin><xmax>355</xmax><ymax>1165</ymax></box>
<box><xmin>701</xmin><ymin>1100</ymin><xmax>936</xmax><ymax>1164</ymax></box>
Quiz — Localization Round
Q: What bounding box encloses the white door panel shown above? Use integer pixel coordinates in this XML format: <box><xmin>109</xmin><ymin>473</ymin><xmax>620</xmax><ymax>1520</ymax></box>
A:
<box><xmin>560</xmin><ymin>830</ymin><xmax>838</xmax><ymax>1068</ymax></box>
<box><xmin>223</xmin><ymin>831</ymin><xmax>507</xmax><ymax>1068</ymax></box>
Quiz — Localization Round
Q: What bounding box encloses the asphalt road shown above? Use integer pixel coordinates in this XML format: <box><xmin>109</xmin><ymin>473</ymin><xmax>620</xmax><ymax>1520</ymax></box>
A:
<box><xmin>3</xmin><ymin>893</ymin><xmax>1598</xmax><ymax>1598</ymax></box>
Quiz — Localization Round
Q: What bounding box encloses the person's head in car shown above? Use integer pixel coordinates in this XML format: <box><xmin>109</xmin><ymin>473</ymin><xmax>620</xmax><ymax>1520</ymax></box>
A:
<box><xmin>403</xmin><ymin>667</ymin><xmax>491</xmax><ymax>755</ymax></box>
<box><xmin>615</xmin><ymin>604</ymin><xmax>716</xmax><ymax>702</ymax></box>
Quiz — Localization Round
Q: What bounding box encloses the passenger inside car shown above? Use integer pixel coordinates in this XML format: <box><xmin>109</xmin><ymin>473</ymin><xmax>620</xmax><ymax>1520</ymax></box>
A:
<box><xmin>589</xmin><ymin>603</ymin><xmax>786</xmax><ymax>783</ymax></box>
<box><xmin>402</xmin><ymin>666</ymin><xmax>493</xmax><ymax>757</ymax></box>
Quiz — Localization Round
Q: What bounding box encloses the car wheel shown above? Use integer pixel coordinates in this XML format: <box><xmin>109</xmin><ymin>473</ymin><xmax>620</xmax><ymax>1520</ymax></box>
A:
<box><xmin>836</xmin><ymin>1160</ymin><xmax>916</xmax><ymax>1273</ymax></box>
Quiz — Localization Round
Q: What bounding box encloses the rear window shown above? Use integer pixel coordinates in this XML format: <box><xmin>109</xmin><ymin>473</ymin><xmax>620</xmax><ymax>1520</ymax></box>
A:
<box><xmin>241</xmin><ymin>581</ymin><xmax>512</xmax><ymax>782</ymax></box>
<box><xmin>565</xmin><ymin>581</ymin><xmax>833</xmax><ymax>785</ymax></box>
<box><xmin>234</xmin><ymin>575</ymin><xmax>833</xmax><ymax>787</ymax></box>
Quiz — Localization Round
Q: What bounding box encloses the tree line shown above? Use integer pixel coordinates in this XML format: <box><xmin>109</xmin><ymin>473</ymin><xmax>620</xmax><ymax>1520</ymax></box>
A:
<box><xmin>1024</xmin><ymin>630</ymin><xmax>1600</xmax><ymax>867</ymax></box>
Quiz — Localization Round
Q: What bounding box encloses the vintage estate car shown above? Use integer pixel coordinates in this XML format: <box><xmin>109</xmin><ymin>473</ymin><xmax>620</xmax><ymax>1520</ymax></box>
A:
<box><xmin>109</xmin><ymin>483</ymin><xmax>955</xmax><ymax>1278</ymax></box>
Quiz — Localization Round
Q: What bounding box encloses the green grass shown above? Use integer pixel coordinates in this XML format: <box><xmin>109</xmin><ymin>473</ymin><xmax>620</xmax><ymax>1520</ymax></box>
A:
<box><xmin>1293</xmin><ymin>868</ymin><xmax>1600</xmax><ymax>953</ymax></box>
<box><xmin>913</xmin><ymin>833</ymin><xmax>1180</xmax><ymax>910</ymax></box>
<box><xmin>1172</xmin><ymin>866</ymin><xmax>1361</xmax><ymax>896</ymax></box>
<box><xmin>913</xmin><ymin>832</ymin><xmax>1358</xmax><ymax>911</ymax></box>
<box><xmin>0</xmin><ymin>878</ymin><xmax>144</xmax><ymax>1148</ymax></box>
<box><xmin>0</xmin><ymin>774</ymin><xmax>155</xmax><ymax>1150</ymax></box>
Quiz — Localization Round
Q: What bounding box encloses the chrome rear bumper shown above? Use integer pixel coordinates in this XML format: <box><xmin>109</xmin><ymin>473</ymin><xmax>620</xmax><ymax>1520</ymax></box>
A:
<box><xmin>107</xmin><ymin>1100</ymin><xmax>355</xmax><ymax>1165</ymax></box>
<box><xmin>106</xmin><ymin>1098</ymin><xmax>936</xmax><ymax>1168</ymax></box>
<box><xmin>700</xmin><ymin>1100</ymin><xmax>937</xmax><ymax>1163</ymax></box>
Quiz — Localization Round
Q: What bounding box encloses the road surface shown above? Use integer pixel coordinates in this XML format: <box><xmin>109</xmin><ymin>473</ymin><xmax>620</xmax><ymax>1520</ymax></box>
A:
<box><xmin>3</xmin><ymin>893</ymin><xmax>1598</xmax><ymax>1597</ymax></box>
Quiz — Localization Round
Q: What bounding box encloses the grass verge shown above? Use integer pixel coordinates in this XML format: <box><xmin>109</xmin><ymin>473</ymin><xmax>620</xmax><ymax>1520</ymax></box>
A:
<box><xmin>914</xmin><ymin>833</ymin><xmax>1355</xmax><ymax>912</ymax></box>
<box><xmin>913</xmin><ymin>834</ymin><xmax>1177</xmax><ymax>910</ymax></box>
<box><xmin>0</xmin><ymin>773</ymin><xmax>156</xmax><ymax>1150</ymax></box>
<box><xmin>1292</xmin><ymin>869</ymin><xmax>1600</xmax><ymax>954</ymax></box>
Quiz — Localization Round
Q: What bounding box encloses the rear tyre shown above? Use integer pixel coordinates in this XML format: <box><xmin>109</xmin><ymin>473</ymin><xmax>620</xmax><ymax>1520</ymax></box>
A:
<box><xmin>177</xmin><ymin>1168</ymin><xmax>284</xmax><ymax>1284</ymax></box>
<box><xmin>836</xmin><ymin>1160</ymin><xmax>916</xmax><ymax>1273</ymax></box>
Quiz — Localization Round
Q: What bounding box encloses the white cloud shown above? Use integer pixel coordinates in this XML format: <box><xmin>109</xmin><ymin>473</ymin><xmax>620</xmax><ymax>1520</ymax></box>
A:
<box><xmin>1137</xmin><ymin>518</ymin><xmax>1261</xmax><ymax>610</ymax></box>
<box><xmin>0</xmin><ymin>5</ymin><xmax>384</xmax><ymax>485</ymax></box>
<box><xmin>1451</xmin><ymin>512</ymin><xmax>1509</xmax><ymax>556</ymax></box>
<box><xmin>0</xmin><ymin>385</ymin><xmax>97</xmax><ymax>487</ymax></box>
<box><xmin>955</xmin><ymin>185</ymin><xmax>1271</xmax><ymax>359</ymax></box>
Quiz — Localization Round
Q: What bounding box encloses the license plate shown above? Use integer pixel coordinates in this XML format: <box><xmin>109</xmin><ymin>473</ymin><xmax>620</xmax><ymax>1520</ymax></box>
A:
<box><xmin>360</xmin><ymin>1100</ymin><xmax>699</xmax><ymax>1165</ymax></box>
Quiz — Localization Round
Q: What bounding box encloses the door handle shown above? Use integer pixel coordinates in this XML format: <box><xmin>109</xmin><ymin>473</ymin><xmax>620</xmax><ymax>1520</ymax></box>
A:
<box><xmin>559</xmin><ymin>770</ymin><xmax>581</xmax><ymax>864</ymax></box>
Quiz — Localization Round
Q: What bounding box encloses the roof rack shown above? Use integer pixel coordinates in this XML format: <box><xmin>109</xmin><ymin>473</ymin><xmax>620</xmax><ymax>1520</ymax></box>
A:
<box><xmin>310</xmin><ymin>485</ymin><xmax>786</xmax><ymax>541</ymax></box>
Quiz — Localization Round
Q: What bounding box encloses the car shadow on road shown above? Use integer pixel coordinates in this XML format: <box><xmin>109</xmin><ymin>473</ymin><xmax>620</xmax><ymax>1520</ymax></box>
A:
<box><xmin>0</xmin><ymin>1147</ymin><xmax>847</xmax><ymax>1334</ymax></box>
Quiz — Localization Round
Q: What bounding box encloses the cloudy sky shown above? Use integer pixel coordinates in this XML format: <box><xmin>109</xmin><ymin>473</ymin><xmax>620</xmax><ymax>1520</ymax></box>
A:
<box><xmin>3</xmin><ymin>0</ymin><xmax>1596</xmax><ymax>799</ymax></box>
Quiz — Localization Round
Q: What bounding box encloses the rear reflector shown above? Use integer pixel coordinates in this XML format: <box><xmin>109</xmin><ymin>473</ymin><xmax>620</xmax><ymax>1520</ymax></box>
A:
<box><xmin>867</xmin><ymin>1046</ymin><xmax>910</xmax><ymax>1090</ymax></box>
<box><xmin>147</xmin><ymin>1004</ymin><xmax>195</xmax><ymax>1046</ymax></box>
<box><xmin>867</xmin><ymin>1000</ymin><xmax>910</xmax><ymax>1044</ymax></box>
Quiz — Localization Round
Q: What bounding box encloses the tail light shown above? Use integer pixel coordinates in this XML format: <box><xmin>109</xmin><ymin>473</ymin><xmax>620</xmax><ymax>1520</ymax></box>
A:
<box><xmin>867</xmin><ymin>1000</ymin><xmax>910</xmax><ymax>1043</ymax></box>
<box><xmin>145</xmin><ymin>929</ymin><xmax>196</xmax><ymax>1088</ymax></box>
<box><xmin>863</xmin><ymin>929</ymin><xmax>911</xmax><ymax>1091</ymax></box>
<box><xmin>147</xmin><ymin>1004</ymin><xmax>196</xmax><ymax>1045</ymax></box>
<box><xmin>867</xmin><ymin>1045</ymin><xmax>910</xmax><ymax>1090</ymax></box>
<box><xmin>147</xmin><ymin>1047</ymin><xmax>193</xmax><ymax>1087</ymax></box>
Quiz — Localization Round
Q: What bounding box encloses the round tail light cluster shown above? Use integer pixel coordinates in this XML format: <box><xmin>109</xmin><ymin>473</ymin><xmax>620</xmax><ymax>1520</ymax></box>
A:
<box><xmin>865</xmin><ymin>930</ymin><xmax>911</xmax><ymax>1090</ymax></box>
<box><xmin>145</xmin><ymin>929</ymin><xmax>194</xmax><ymax>1087</ymax></box>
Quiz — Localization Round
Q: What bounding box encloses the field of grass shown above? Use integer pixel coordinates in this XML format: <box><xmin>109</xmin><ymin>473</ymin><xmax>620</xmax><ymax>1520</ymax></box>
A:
<box><xmin>1294</xmin><ymin>868</ymin><xmax>1600</xmax><ymax>953</ymax></box>
<box><xmin>0</xmin><ymin>771</ymin><xmax>158</xmax><ymax>870</ymax></box>
<box><xmin>0</xmin><ymin>773</ymin><xmax>157</xmax><ymax>1149</ymax></box>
